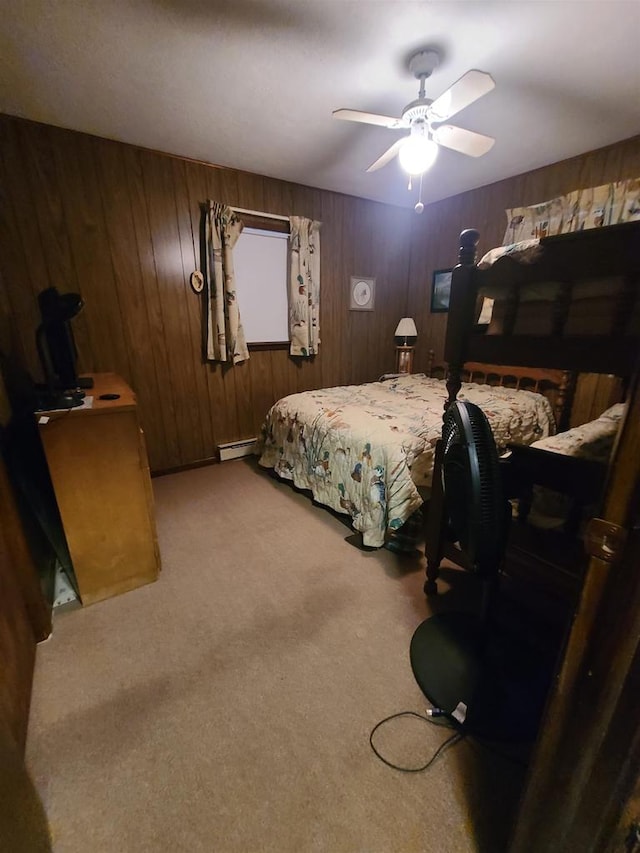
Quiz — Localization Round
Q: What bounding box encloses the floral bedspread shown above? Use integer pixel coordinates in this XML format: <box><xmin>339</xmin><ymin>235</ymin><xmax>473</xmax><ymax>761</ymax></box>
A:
<box><xmin>258</xmin><ymin>374</ymin><xmax>554</xmax><ymax>548</ymax></box>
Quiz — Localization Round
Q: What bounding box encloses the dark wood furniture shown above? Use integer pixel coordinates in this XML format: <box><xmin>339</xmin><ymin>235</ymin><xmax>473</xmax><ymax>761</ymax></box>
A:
<box><xmin>419</xmin><ymin>220</ymin><xmax>640</xmax><ymax>850</ymax></box>
<box><xmin>502</xmin><ymin>444</ymin><xmax>608</xmax><ymax>599</ymax></box>
<box><xmin>504</xmin><ymin>443</ymin><xmax>607</xmax><ymax>532</ymax></box>
<box><xmin>0</xmin><ymin>376</ymin><xmax>51</xmax><ymax>754</ymax></box>
<box><xmin>447</xmin><ymin>222</ymin><xmax>639</xmax><ymax>375</ymax></box>
<box><xmin>0</xmin><ymin>454</ymin><xmax>51</xmax><ymax>752</ymax></box>
<box><xmin>512</xmin><ymin>346</ymin><xmax>640</xmax><ymax>852</ymax></box>
<box><xmin>425</xmin><ymin>220</ymin><xmax>640</xmax><ymax>597</ymax></box>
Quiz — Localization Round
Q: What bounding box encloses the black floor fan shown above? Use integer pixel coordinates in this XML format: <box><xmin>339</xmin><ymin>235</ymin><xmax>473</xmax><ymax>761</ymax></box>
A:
<box><xmin>410</xmin><ymin>401</ymin><xmax>552</xmax><ymax>742</ymax></box>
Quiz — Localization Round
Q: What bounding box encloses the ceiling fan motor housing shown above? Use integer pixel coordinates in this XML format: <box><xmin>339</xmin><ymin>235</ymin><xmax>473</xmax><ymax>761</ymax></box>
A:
<box><xmin>401</xmin><ymin>100</ymin><xmax>433</xmax><ymax>124</ymax></box>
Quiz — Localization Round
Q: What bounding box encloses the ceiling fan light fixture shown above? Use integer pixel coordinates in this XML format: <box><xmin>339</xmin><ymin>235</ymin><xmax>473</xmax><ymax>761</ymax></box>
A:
<box><xmin>398</xmin><ymin>135</ymin><xmax>438</xmax><ymax>176</ymax></box>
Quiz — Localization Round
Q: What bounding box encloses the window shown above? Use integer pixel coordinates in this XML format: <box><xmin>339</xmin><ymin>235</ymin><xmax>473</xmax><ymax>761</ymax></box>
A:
<box><xmin>233</xmin><ymin>226</ymin><xmax>289</xmax><ymax>345</ymax></box>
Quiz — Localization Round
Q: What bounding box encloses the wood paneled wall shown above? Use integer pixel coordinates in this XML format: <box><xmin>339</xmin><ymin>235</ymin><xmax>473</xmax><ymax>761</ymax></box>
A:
<box><xmin>1</xmin><ymin>114</ymin><xmax>638</xmax><ymax>471</ymax></box>
<box><xmin>407</xmin><ymin>134</ymin><xmax>640</xmax><ymax>371</ymax></box>
<box><xmin>0</xmin><ymin>115</ymin><xmax>413</xmax><ymax>471</ymax></box>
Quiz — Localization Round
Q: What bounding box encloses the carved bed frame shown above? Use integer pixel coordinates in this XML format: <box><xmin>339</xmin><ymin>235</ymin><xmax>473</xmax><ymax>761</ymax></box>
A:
<box><xmin>424</xmin><ymin>220</ymin><xmax>640</xmax><ymax>596</ymax></box>
<box><xmin>426</xmin><ymin>351</ymin><xmax>575</xmax><ymax>433</ymax></box>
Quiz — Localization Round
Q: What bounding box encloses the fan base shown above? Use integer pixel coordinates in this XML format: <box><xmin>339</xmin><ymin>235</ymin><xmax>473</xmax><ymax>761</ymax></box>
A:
<box><xmin>410</xmin><ymin>612</ymin><xmax>553</xmax><ymax>742</ymax></box>
<box><xmin>408</xmin><ymin>49</ymin><xmax>440</xmax><ymax>80</ymax></box>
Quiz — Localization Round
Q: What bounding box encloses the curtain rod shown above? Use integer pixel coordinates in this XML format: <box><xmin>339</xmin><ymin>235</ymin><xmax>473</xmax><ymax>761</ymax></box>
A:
<box><xmin>231</xmin><ymin>206</ymin><xmax>290</xmax><ymax>223</ymax></box>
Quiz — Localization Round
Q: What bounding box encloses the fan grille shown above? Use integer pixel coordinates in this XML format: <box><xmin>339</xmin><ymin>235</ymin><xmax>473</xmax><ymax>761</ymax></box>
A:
<box><xmin>442</xmin><ymin>402</ymin><xmax>508</xmax><ymax>577</ymax></box>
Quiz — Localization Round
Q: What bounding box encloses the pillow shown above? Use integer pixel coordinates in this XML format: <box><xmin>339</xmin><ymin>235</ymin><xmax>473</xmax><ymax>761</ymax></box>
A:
<box><xmin>599</xmin><ymin>402</ymin><xmax>626</xmax><ymax>422</ymax></box>
<box><xmin>524</xmin><ymin>404</ymin><xmax>625</xmax><ymax>529</ymax></box>
<box><xmin>531</xmin><ymin>404</ymin><xmax>624</xmax><ymax>463</ymax></box>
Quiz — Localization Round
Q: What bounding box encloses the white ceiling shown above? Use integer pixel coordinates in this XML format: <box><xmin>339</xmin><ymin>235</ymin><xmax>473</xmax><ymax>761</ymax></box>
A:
<box><xmin>1</xmin><ymin>1</ymin><xmax>639</xmax><ymax>208</ymax></box>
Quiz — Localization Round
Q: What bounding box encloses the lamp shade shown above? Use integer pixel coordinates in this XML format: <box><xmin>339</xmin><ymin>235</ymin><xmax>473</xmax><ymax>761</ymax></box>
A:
<box><xmin>394</xmin><ymin>317</ymin><xmax>418</xmax><ymax>345</ymax></box>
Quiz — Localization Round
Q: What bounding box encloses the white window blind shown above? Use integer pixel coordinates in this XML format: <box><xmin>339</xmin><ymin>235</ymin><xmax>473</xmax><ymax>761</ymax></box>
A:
<box><xmin>234</xmin><ymin>227</ymin><xmax>289</xmax><ymax>344</ymax></box>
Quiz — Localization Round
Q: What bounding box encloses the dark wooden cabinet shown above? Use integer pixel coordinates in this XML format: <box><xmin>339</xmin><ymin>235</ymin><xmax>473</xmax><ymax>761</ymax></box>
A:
<box><xmin>0</xmin><ymin>449</ymin><xmax>51</xmax><ymax>751</ymax></box>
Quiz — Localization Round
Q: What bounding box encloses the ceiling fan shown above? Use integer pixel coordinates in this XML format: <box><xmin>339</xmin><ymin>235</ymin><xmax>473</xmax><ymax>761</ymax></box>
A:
<box><xmin>333</xmin><ymin>49</ymin><xmax>495</xmax><ymax>177</ymax></box>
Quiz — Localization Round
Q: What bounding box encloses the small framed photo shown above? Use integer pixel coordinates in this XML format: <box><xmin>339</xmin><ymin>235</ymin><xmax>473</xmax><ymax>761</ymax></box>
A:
<box><xmin>431</xmin><ymin>268</ymin><xmax>453</xmax><ymax>313</ymax></box>
<box><xmin>349</xmin><ymin>276</ymin><xmax>376</xmax><ymax>311</ymax></box>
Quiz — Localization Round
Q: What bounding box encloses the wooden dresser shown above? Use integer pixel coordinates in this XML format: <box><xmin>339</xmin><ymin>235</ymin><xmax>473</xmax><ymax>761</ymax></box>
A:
<box><xmin>37</xmin><ymin>374</ymin><xmax>160</xmax><ymax>606</ymax></box>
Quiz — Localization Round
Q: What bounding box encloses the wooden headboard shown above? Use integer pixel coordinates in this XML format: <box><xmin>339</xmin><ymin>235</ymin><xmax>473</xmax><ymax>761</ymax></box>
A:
<box><xmin>427</xmin><ymin>352</ymin><xmax>574</xmax><ymax>431</ymax></box>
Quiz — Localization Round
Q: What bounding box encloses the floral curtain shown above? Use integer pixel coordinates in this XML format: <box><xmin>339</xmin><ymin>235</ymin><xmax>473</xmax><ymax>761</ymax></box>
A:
<box><xmin>288</xmin><ymin>216</ymin><xmax>321</xmax><ymax>357</ymax></box>
<box><xmin>503</xmin><ymin>177</ymin><xmax>640</xmax><ymax>245</ymax></box>
<box><xmin>205</xmin><ymin>201</ymin><xmax>249</xmax><ymax>363</ymax></box>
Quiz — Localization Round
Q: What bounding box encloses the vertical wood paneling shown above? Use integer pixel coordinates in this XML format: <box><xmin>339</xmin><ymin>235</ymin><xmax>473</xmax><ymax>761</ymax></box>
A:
<box><xmin>341</xmin><ymin>194</ymin><xmax>357</xmax><ymax>386</ymax></box>
<box><xmin>248</xmin><ymin>351</ymin><xmax>275</xmax><ymax>437</ymax></box>
<box><xmin>351</xmin><ymin>199</ymin><xmax>373</xmax><ymax>385</ymax></box>
<box><xmin>121</xmin><ymin>146</ymin><xmax>179</xmax><ymax>468</ymax></box>
<box><xmin>0</xmin><ymin>130</ymin><xmax>42</xmax><ymax>377</ymax></box>
<box><xmin>52</xmin><ymin>130</ymin><xmax>131</xmax><ymax>379</ymax></box>
<box><xmin>1</xmin><ymin>113</ymin><xmax>637</xmax><ymax>471</ymax></box>
<box><xmin>570</xmin><ymin>374</ymin><xmax>623</xmax><ymax>427</ymax></box>
<box><xmin>140</xmin><ymin>150</ymin><xmax>202</xmax><ymax>466</ymax></box>
<box><xmin>93</xmin><ymin>137</ymin><xmax>167</xmax><ymax>468</ymax></box>
<box><xmin>233</xmin><ymin>360</ymin><xmax>255</xmax><ymax>440</ymax></box>
<box><xmin>16</xmin><ymin>122</ymin><xmax>96</xmax><ymax>369</ymax></box>
<box><xmin>17</xmin><ymin>123</ymin><xmax>80</xmax><ymax>294</ymax></box>
<box><xmin>170</xmin><ymin>158</ymin><xmax>214</xmax><ymax>458</ymax></box>
<box><xmin>319</xmin><ymin>191</ymin><xmax>341</xmax><ymax>389</ymax></box>
<box><xmin>183</xmin><ymin>161</ymin><xmax>224</xmax><ymax>454</ymax></box>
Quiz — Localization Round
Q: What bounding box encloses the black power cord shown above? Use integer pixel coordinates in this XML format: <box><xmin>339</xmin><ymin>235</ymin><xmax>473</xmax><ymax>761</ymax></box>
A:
<box><xmin>369</xmin><ymin>710</ymin><xmax>463</xmax><ymax>773</ymax></box>
<box><xmin>369</xmin><ymin>709</ymin><xmax>531</xmax><ymax>773</ymax></box>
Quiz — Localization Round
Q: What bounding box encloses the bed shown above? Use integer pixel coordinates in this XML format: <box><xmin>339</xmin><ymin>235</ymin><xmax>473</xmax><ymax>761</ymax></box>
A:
<box><xmin>258</xmin><ymin>367</ymin><xmax>565</xmax><ymax>548</ymax></box>
<box><xmin>509</xmin><ymin>402</ymin><xmax>625</xmax><ymax>532</ymax></box>
<box><xmin>425</xmin><ymin>219</ymin><xmax>640</xmax><ymax>596</ymax></box>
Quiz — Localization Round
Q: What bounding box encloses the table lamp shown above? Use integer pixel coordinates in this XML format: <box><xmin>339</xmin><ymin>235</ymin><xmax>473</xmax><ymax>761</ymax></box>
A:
<box><xmin>394</xmin><ymin>317</ymin><xmax>418</xmax><ymax>374</ymax></box>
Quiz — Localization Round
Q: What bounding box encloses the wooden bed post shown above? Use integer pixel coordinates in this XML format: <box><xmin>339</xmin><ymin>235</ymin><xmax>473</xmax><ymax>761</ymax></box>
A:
<box><xmin>426</xmin><ymin>349</ymin><xmax>435</xmax><ymax>377</ymax></box>
<box><xmin>444</xmin><ymin>229</ymin><xmax>480</xmax><ymax>412</ymax></box>
<box><xmin>425</xmin><ymin>228</ymin><xmax>480</xmax><ymax>595</ymax></box>
<box><xmin>556</xmin><ymin>369</ymin><xmax>576</xmax><ymax>432</ymax></box>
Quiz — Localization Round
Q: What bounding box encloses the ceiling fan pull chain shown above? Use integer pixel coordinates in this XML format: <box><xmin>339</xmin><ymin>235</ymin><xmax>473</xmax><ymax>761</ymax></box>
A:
<box><xmin>414</xmin><ymin>174</ymin><xmax>425</xmax><ymax>214</ymax></box>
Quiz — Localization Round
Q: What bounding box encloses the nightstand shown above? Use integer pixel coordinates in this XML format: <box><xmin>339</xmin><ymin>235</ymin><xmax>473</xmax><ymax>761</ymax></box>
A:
<box><xmin>396</xmin><ymin>347</ymin><xmax>414</xmax><ymax>374</ymax></box>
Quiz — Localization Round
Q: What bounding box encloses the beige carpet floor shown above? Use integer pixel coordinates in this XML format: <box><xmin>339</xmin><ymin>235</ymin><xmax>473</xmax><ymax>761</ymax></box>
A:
<box><xmin>26</xmin><ymin>459</ymin><xmax>528</xmax><ymax>852</ymax></box>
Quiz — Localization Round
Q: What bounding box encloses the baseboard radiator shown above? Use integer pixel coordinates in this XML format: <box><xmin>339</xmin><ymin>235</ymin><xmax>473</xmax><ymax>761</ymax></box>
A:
<box><xmin>218</xmin><ymin>438</ymin><xmax>257</xmax><ymax>462</ymax></box>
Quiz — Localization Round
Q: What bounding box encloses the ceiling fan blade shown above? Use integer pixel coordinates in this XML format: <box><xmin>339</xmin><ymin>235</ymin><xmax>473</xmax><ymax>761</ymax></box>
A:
<box><xmin>366</xmin><ymin>138</ymin><xmax>407</xmax><ymax>172</ymax></box>
<box><xmin>433</xmin><ymin>125</ymin><xmax>495</xmax><ymax>157</ymax></box>
<box><xmin>429</xmin><ymin>70</ymin><xmax>495</xmax><ymax>122</ymax></box>
<box><xmin>333</xmin><ymin>109</ymin><xmax>409</xmax><ymax>130</ymax></box>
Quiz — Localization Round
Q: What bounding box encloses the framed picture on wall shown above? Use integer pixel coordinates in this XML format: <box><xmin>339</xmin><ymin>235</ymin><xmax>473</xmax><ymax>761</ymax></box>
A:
<box><xmin>431</xmin><ymin>268</ymin><xmax>453</xmax><ymax>313</ymax></box>
<box><xmin>349</xmin><ymin>276</ymin><xmax>376</xmax><ymax>311</ymax></box>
